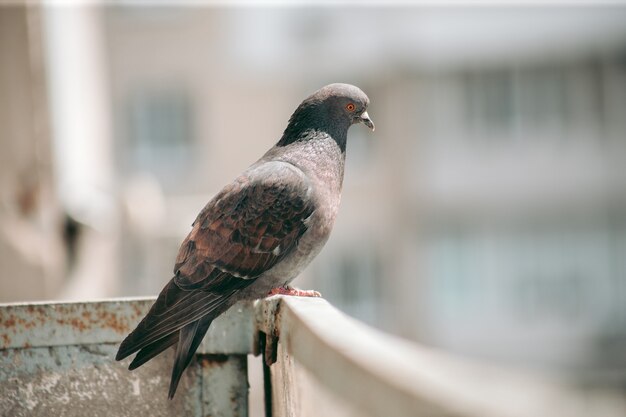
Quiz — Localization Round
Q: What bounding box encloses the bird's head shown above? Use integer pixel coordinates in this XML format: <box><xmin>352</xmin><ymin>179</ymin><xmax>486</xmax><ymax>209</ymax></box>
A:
<box><xmin>311</xmin><ymin>83</ymin><xmax>375</xmax><ymax>132</ymax></box>
<box><xmin>279</xmin><ymin>83</ymin><xmax>374</xmax><ymax>149</ymax></box>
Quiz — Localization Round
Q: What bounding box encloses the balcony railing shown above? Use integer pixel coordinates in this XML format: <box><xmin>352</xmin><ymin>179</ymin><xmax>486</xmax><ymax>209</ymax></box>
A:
<box><xmin>1</xmin><ymin>296</ymin><xmax>623</xmax><ymax>417</ymax></box>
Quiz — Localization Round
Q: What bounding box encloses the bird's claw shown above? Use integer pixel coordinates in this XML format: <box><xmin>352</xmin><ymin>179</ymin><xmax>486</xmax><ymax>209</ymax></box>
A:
<box><xmin>268</xmin><ymin>286</ymin><xmax>321</xmax><ymax>298</ymax></box>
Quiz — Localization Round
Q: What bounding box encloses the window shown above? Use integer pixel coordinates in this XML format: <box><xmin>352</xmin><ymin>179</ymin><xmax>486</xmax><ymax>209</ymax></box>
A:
<box><xmin>464</xmin><ymin>70</ymin><xmax>515</xmax><ymax>138</ymax></box>
<box><xmin>125</xmin><ymin>88</ymin><xmax>195</xmax><ymax>173</ymax></box>
<box><xmin>425</xmin><ymin>221</ymin><xmax>623</xmax><ymax>327</ymax></box>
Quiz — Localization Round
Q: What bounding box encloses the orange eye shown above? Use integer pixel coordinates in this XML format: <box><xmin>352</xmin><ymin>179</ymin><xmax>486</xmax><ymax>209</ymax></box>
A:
<box><xmin>346</xmin><ymin>103</ymin><xmax>356</xmax><ymax>112</ymax></box>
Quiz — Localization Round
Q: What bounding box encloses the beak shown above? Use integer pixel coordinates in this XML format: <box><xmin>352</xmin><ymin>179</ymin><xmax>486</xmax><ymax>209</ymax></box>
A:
<box><xmin>359</xmin><ymin>111</ymin><xmax>375</xmax><ymax>131</ymax></box>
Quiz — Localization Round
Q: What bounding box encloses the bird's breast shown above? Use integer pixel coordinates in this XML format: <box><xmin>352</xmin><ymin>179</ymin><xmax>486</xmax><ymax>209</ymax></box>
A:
<box><xmin>245</xmin><ymin>137</ymin><xmax>346</xmax><ymax>293</ymax></box>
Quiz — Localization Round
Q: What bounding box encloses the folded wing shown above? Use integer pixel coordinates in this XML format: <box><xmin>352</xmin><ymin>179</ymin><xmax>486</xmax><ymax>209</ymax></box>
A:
<box><xmin>116</xmin><ymin>162</ymin><xmax>315</xmax><ymax>367</ymax></box>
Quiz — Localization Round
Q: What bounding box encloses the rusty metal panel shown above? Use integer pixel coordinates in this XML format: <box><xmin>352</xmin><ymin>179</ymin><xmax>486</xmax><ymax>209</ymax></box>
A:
<box><xmin>0</xmin><ymin>298</ymin><xmax>256</xmax><ymax>353</ymax></box>
<box><xmin>0</xmin><ymin>298</ymin><xmax>154</xmax><ymax>350</ymax></box>
<box><xmin>0</xmin><ymin>298</ymin><xmax>254</xmax><ymax>416</ymax></box>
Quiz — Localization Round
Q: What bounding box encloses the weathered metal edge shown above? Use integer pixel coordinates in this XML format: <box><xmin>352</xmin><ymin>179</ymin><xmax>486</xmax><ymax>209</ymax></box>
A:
<box><xmin>0</xmin><ymin>297</ymin><xmax>256</xmax><ymax>355</ymax></box>
<box><xmin>0</xmin><ymin>298</ymin><xmax>156</xmax><ymax>350</ymax></box>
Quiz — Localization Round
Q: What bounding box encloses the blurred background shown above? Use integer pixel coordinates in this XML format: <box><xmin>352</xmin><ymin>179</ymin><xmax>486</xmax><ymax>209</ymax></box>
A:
<box><xmin>1</xmin><ymin>0</ymin><xmax>625</xmax><ymax>391</ymax></box>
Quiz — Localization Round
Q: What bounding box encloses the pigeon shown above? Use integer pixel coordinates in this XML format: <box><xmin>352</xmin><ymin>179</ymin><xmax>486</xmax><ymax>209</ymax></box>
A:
<box><xmin>115</xmin><ymin>83</ymin><xmax>374</xmax><ymax>398</ymax></box>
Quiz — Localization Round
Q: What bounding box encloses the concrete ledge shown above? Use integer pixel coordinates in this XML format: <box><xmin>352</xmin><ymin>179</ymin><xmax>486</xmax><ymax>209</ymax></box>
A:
<box><xmin>261</xmin><ymin>296</ymin><xmax>625</xmax><ymax>417</ymax></box>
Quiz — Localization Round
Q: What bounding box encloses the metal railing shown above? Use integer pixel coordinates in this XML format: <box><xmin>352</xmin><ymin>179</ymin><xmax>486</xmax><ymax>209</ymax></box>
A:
<box><xmin>1</xmin><ymin>296</ymin><xmax>624</xmax><ymax>417</ymax></box>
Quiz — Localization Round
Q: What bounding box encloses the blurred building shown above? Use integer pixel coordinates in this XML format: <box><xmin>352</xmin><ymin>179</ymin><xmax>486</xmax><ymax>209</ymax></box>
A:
<box><xmin>2</xmin><ymin>4</ymin><xmax>625</xmax><ymax>384</ymax></box>
<box><xmin>0</xmin><ymin>5</ymin><xmax>65</xmax><ymax>302</ymax></box>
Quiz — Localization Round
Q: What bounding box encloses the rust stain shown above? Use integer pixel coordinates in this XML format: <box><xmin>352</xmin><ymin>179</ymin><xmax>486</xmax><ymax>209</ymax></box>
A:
<box><xmin>0</xmin><ymin>301</ymin><xmax>157</xmax><ymax>350</ymax></box>
<box><xmin>132</xmin><ymin>304</ymin><xmax>143</xmax><ymax>318</ymax></box>
<box><xmin>3</xmin><ymin>316</ymin><xmax>16</xmax><ymax>328</ymax></box>
<box><xmin>35</xmin><ymin>310</ymin><xmax>46</xmax><ymax>326</ymax></box>
<box><xmin>22</xmin><ymin>319</ymin><xmax>36</xmax><ymax>329</ymax></box>
<box><xmin>1</xmin><ymin>313</ymin><xmax>41</xmax><ymax>333</ymax></box>
<box><xmin>70</xmin><ymin>317</ymin><xmax>88</xmax><ymax>331</ymax></box>
<box><xmin>51</xmin><ymin>315</ymin><xmax>94</xmax><ymax>332</ymax></box>
<box><xmin>200</xmin><ymin>354</ymin><xmax>229</xmax><ymax>368</ymax></box>
<box><xmin>3</xmin><ymin>305</ymin><xmax>138</xmax><ymax>335</ymax></box>
<box><xmin>97</xmin><ymin>310</ymin><xmax>130</xmax><ymax>334</ymax></box>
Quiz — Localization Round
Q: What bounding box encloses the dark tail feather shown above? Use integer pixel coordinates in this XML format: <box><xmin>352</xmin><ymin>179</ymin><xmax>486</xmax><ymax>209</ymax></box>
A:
<box><xmin>167</xmin><ymin>315</ymin><xmax>213</xmax><ymax>399</ymax></box>
<box><xmin>128</xmin><ymin>333</ymin><xmax>179</xmax><ymax>371</ymax></box>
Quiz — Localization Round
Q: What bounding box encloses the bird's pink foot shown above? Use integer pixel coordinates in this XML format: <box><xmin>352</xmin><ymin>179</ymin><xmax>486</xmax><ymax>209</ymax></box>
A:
<box><xmin>268</xmin><ymin>286</ymin><xmax>321</xmax><ymax>297</ymax></box>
